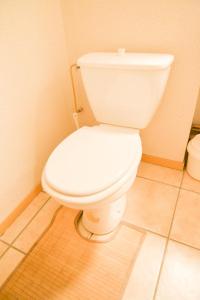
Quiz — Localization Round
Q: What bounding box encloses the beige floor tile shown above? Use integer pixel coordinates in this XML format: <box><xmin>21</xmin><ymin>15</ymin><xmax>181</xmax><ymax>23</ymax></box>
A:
<box><xmin>122</xmin><ymin>233</ymin><xmax>166</xmax><ymax>300</ymax></box>
<box><xmin>0</xmin><ymin>248</ymin><xmax>24</xmax><ymax>288</ymax></box>
<box><xmin>137</xmin><ymin>162</ymin><xmax>183</xmax><ymax>187</ymax></box>
<box><xmin>181</xmin><ymin>171</ymin><xmax>200</xmax><ymax>194</ymax></box>
<box><xmin>155</xmin><ymin>241</ymin><xmax>200</xmax><ymax>300</ymax></box>
<box><xmin>0</xmin><ymin>192</ymin><xmax>49</xmax><ymax>244</ymax></box>
<box><xmin>171</xmin><ymin>189</ymin><xmax>200</xmax><ymax>249</ymax></box>
<box><xmin>124</xmin><ymin>177</ymin><xmax>179</xmax><ymax>236</ymax></box>
<box><xmin>13</xmin><ymin>198</ymin><xmax>61</xmax><ymax>253</ymax></box>
<box><xmin>0</xmin><ymin>241</ymin><xmax>8</xmax><ymax>257</ymax></box>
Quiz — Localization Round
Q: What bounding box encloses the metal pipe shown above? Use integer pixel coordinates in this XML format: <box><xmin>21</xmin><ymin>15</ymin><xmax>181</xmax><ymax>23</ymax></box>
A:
<box><xmin>70</xmin><ymin>64</ymin><xmax>83</xmax><ymax>113</ymax></box>
<box><xmin>70</xmin><ymin>64</ymin><xmax>83</xmax><ymax>129</ymax></box>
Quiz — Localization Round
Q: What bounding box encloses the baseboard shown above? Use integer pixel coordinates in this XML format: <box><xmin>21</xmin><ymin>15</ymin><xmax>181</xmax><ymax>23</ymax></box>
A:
<box><xmin>142</xmin><ymin>154</ymin><xmax>184</xmax><ymax>170</ymax></box>
<box><xmin>0</xmin><ymin>184</ymin><xmax>42</xmax><ymax>236</ymax></box>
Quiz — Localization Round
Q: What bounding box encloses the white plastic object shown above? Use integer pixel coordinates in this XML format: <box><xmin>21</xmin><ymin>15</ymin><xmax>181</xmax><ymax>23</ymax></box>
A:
<box><xmin>77</xmin><ymin>52</ymin><xmax>174</xmax><ymax>69</ymax></box>
<box><xmin>77</xmin><ymin>52</ymin><xmax>174</xmax><ymax>129</ymax></box>
<box><xmin>187</xmin><ymin>134</ymin><xmax>200</xmax><ymax>180</ymax></box>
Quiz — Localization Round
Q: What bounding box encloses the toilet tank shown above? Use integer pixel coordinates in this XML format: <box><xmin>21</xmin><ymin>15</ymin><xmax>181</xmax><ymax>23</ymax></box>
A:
<box><xmin>77</xmin><ymin>51</ymin><xmax>174</xmax><ymax>129</ymax></box>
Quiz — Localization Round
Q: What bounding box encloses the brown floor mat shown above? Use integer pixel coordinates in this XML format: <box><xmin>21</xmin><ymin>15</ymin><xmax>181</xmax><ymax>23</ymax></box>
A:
<box><xmin>0</xmin><ymin>207</ymin><xmax>144</xmax><ymax>300</ymax></box>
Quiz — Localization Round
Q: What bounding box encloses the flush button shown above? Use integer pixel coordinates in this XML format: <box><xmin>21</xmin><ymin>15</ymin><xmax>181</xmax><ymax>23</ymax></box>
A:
<box><xmin>117</xmin><ymin>48</ymin><xmax>126</xmax><ymax>55</ymax></box>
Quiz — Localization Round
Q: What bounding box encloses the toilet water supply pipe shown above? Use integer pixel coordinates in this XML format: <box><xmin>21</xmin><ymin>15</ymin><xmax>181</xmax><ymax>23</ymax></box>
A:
<box><xmin>70</xmin><ymin>64</ymin><xmax>83</xmax><ymax>129</ymax></box>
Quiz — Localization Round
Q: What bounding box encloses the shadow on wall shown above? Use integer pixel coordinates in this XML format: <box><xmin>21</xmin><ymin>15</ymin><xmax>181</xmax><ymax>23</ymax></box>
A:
<box><xmin>34</xmin><ymin>77</ymin><xmax>75</xmax><ymax>185</ymax></box>
<box><xmin>193</xmin><ymin>88</ymin><xmax>200</xmax><ymax>125</ymax></box>
<box><xmin>73</xmin><ymin>67</ymin><xmax>96</xmax><ymax>127</ymax></box>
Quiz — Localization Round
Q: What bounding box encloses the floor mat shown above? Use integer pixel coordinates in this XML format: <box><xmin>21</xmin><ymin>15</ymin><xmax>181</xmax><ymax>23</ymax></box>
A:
<box><xmin>0</xmin><ymin>207</ymin><xmax>144</xmax><ymax>300</ymax></box>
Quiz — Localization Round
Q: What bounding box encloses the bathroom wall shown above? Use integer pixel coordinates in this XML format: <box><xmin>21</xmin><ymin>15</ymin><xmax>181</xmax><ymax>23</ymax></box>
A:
<box><xmin>61</xmin><ymin>0</ymin><xmax>200</xmax><ymax>163</ymax></box>
<box><xmin>0</xmin><ymin>1</ymin><xmax>74</xmax><ymax>224</ymax></box>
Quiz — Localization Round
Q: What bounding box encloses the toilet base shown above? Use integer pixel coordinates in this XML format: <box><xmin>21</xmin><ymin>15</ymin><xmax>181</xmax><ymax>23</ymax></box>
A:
<box><xmin>75</xmin><ymin>211</ymin><xmax>121</xmax><ymax>242</ymax></box>
<box><xmin>75</xmin><ymin>195</ymin><xmax>127</xmax><ymax>242</ymax></box>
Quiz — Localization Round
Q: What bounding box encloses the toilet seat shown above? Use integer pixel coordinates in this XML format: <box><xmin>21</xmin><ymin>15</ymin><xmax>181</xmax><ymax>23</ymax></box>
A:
<box><xmin>44</xmin><ymin>125</ymin><xmax>142</xmax><ymax>197</ymax></box>
<box><xmin>42</xmin><ymin>158</ymin><xmax>139</xmax><ymax>209</ymax></box>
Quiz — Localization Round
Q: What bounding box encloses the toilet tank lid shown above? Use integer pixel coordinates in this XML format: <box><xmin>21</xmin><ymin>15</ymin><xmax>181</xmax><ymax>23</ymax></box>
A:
<box><xmin>77</xmin><ymin>52</ymin><xmax>174</xmax><ymax>70</ymax></box>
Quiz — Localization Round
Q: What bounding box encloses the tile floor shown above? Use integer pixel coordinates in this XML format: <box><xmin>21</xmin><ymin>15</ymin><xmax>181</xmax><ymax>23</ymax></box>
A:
<box><xmin>0</xmin><ymin>162</ymin><xmax>200</xmax><ymax>299</ymax></box>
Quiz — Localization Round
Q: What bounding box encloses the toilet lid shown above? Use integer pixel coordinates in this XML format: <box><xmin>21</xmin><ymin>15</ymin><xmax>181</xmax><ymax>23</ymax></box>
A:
<box><xmin>44</xmin><ymin>125</ymin><xmax>141</xmax><ymax>196</ymax></box>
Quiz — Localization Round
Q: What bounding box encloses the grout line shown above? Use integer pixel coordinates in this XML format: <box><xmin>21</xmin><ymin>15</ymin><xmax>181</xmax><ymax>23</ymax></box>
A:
<box><xmin>0</xmin><ymin>205</ymin><xmax>63</xmax><ymax>292</ymax></box>
<box><xmin>137</xmin><ymin>174</ymin><xmax>200</xmax><ymax>195</ymax></box>
<box><xmin>0</xmin><ymin>240</ymin><xmax>26</xmax><ymax>256</ymax></box>
<box><xmin>0</xmin><ymin>195</ymin><xmax>51</xmax><ymax>262</ymax></box>
<box><xmin>121</xmin><ymin>220</ymin><xmax>146</xmax><ymax>234</ymax></box>
<box><xmin>10</xmin><ymin>246</ymin><xmax>26</xmax><ymax>256</ymax></box>
<box><xmin>0</xmin><ymin>238</ymin><xmax>27</xmax><ymax>260</ymax></box>
<box><xmin>179</xmin><ymin>186</ymin><xmax>200</xmax><ymax>195</ymax></box>
<box><xmin>0</xmin><ymin>239</ymin><xmax>10</xmax><ymax>248</ymax></box>
<box><xmin>0</xmin><ymin>241</ymin><xmax>26</xmax><ymax>259</ymax></box>
<box><xmin>9</xmin><ymin>196</ymin><xmax>51</xmax><ymax>246</ymax></box>
<box><xmin>152</xmin><ymin>171</ymin><xmax>185</xmax><ymax>300</ymax></box>
<box><xmin>0</xmin><ymin>240</ymin><xmax>15</xmax><ymax>259</ymax></box>
<box><xmin>121</xmin><ymin>220</ymin><xmax>166</xmax><ymax>238</ymax></box>
<box><xmin>0</xmin><ymin>247</ymin><xmax>8</xmax><ymax>260</ymax></box>
<box><xmin>136</xmin><ymin>175</ymin><xmax>182</xmax><ymax>189</ymax></box>
<box><xmin>169</xmin><ymin>238</ymin><xmax>200</xmax><ymax>252</ymax></box>
<box><xmin>20</xmin><ymin>205</ymin><xmax>63</xmax><ymax>253</ymax></box>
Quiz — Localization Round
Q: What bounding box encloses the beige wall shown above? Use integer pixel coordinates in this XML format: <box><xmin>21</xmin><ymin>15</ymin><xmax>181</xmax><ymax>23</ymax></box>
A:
<box><xmin>61</xmin><ymin>0</ymin><xmax>200</xmax><ymax>162</ymax></box>
<box><xmin>0</xmin><ymin>0</ymin><xmax>74</xmax><ymax>224</ymax></box>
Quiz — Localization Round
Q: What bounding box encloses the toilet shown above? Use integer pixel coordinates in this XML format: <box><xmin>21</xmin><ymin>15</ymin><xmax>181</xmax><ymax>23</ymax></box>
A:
<box><xmin>42</xmin><ymin>51</ymin><xmax>174</xmax><ymax>241</ymax></box>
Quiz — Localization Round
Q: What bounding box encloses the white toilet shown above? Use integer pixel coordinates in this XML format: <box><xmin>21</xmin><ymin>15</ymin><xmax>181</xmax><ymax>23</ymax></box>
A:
<box><xmin>42</xmin><ymin>51</ymin><xmax>174</xmax><ymax>241</ymax></box>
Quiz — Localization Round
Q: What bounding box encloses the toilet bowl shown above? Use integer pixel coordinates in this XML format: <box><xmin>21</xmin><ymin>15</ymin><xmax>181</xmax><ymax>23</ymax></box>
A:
<box><xmin>42</xmin><ymin>124</ymin><xmax>142</xmax><ymax>239</ymax></box>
